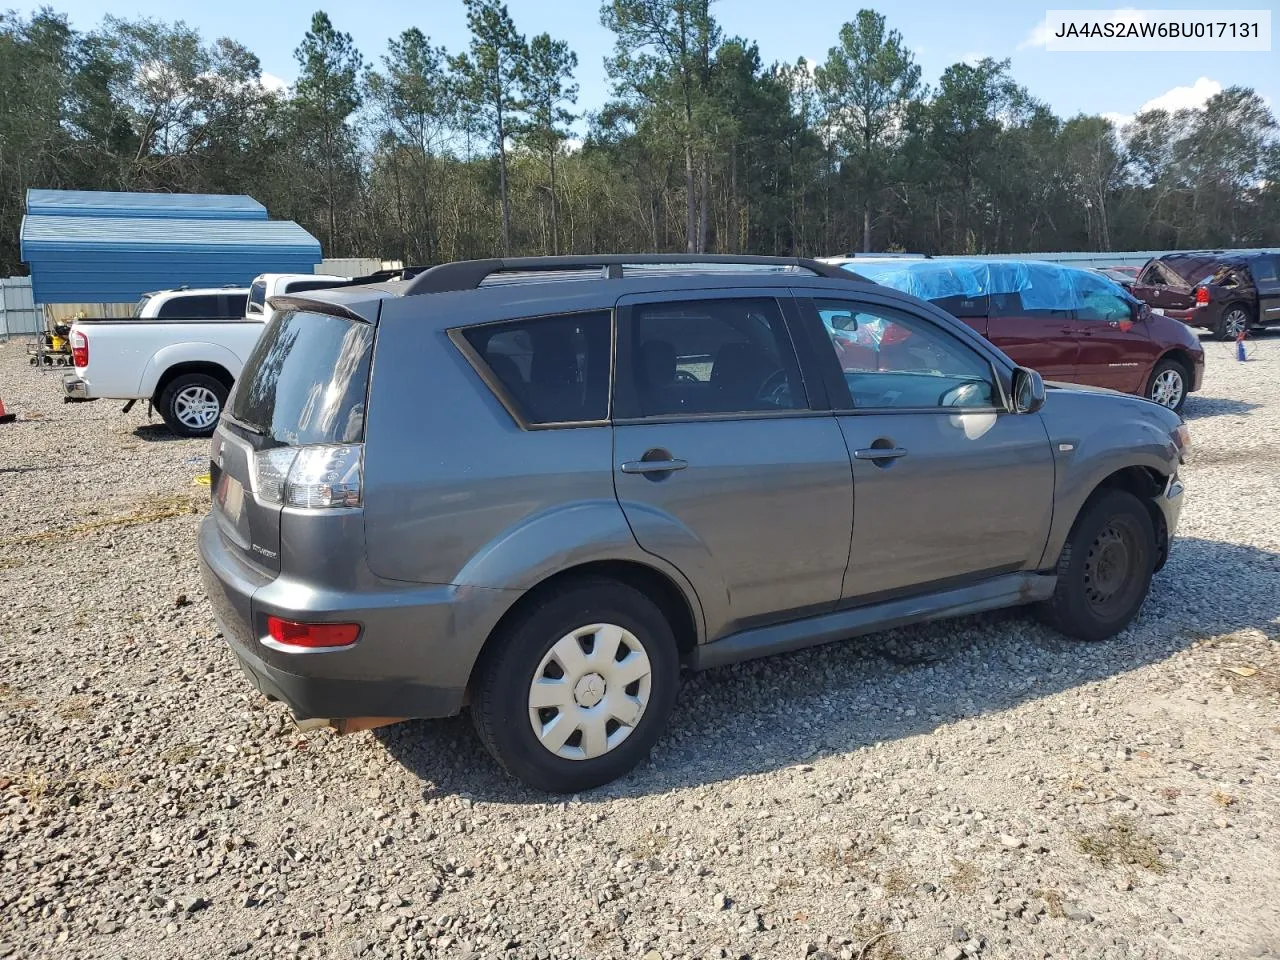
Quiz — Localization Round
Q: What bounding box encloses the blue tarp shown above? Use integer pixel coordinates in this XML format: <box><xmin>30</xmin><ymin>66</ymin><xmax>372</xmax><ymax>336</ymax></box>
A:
<box><xmin>847</xmin><ymin>258</ymin><xmax>1092</xmax><ymax>310</ymax></box>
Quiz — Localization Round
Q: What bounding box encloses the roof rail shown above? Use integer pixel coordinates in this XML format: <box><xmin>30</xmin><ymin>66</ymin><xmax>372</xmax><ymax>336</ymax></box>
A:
<box><xmin>843</xmin><ymin>251</ymin><xmax>932</xmax><ymax>259</ymax></box>
<box><xmin>401</xmin><ymin>254</ymin><xmax>863</xmax><ymax>295</ymax></box>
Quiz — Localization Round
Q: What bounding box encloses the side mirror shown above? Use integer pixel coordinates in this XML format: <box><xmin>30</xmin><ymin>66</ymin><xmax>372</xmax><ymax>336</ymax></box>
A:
<box><xmin>1011</xmin><ymin>366</ymin><xmax>1045</xmax><ymax>415</ymax></box>
<box><xmin>1131</xmin><ymin>299</ymin><xmax>1150</xmax><ymax>322</ymax></box>
<box><xmin>829</xmin><ymin>313</ymin><xmax>857</xmax><ymax>331</ymax></box>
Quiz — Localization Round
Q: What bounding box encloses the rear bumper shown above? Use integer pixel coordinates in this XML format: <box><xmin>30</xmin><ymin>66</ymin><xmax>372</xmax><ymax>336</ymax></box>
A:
<box><xmin>197</xmin><ymin>515</ymin><xmax>515</xmax><ymax>721</ymax></box>
<box><xmin>62</xmin><ymin>375</ymin><xmax>89</xmax><ymax>399</ymax></box>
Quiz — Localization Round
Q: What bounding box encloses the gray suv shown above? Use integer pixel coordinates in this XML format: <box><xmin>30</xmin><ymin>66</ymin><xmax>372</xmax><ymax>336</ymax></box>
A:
<box><xmin>198</xmin><ymin>255</ymin><xmax>1188</xmax><ymax>792</ymax></box>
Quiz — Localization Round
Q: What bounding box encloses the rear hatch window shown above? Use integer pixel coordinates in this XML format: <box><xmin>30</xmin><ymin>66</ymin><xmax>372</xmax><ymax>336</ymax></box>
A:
<box><xmin>212</xmin><ymin>310</ymin><xmax>373</xmax><ymax>574</ymax></box>
<box><xmin>231</xmin><ymin>311</ymin><xmax>372</xmax><ymax>446</ymax></box>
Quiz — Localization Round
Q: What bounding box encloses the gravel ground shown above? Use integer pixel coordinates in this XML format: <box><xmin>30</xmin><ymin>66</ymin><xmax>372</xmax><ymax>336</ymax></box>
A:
<box><xmin>1</xmin><ymin>335</ymin><xmax>1278</xmax><ymax>960</ymax></box>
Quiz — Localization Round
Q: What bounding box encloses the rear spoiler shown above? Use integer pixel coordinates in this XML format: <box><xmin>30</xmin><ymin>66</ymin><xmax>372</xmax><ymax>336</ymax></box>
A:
<box><xmin>267</xmin><ymin>295</ymin><xmax>381</xmax><ymax>324</ymax></box>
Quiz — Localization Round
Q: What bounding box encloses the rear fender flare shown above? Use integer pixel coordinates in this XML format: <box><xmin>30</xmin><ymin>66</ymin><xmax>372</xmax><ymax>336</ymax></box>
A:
<box><xmin>451</xmin><ymin>500</ymin><xmax>716</xmax><ymax>643</ymax></box>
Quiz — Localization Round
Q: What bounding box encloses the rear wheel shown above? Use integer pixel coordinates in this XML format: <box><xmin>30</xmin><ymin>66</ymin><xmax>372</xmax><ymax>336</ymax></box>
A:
<box><xmin>1038</xmin><ymin>489</ymin><xmax>1156</xmax><ymax>643</ymax></box>
<box><xmin>1145</xmin><ymin>358</ymin><xmax>1187</xmax><ymax>413</ymax></box>
<box><xmin>471</xmin><ymin>579</ymin><xmax>680</xmax><ymax>792</ymax></box>
<box><xmin>1214</xmin><ymin>303</ymin><xmax>1251</xmax><ymax>341</ymax></box>
<box><xmin>157</xmin><ymin>373</ymin><xmax>227</xmax><ymax>438</ymax></box>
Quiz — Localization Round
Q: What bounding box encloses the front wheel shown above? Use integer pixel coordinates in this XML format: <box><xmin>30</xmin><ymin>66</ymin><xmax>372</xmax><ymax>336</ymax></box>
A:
<box><xmin>157</xmin><ymin>373</ymin><xmax>228</xmax><ymax>438</ymax></box>
<box><xmin>1145</xmin><ymin>358</ymin><xmax>1187</xmax><ymax>413</ymax></box>
<box><xmin>470</xmin><ymin>579</ymin><xmax>680</xmax><ymax>792</ymax></box>
<box><xmin>1037</xmin><ymin>489</ymin><xmax>1156</xmax><ymax>643</ymax></box>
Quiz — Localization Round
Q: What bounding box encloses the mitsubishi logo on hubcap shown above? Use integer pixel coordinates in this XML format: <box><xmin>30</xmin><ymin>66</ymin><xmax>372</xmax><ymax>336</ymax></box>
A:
<box><xmin>573</xmin><ymin>673</ymin><xmax>606</xmax><ymax>708</ymax></box>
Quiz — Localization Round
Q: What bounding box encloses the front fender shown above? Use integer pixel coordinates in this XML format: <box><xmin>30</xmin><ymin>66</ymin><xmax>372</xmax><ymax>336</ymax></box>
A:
<box><xmin>1037</xmin><ymin>392</ymin><xmax>1181</xmax><ymax>569</ymax></box>
<box><xmin>451</xmin><ymin>500</ymin><xmax>710</xmax><ymax>643</ymax></box>
<box><xmin>139</xmin><ymin>341</ymin><xmax>244</xmax><ymax>397</ymax></box>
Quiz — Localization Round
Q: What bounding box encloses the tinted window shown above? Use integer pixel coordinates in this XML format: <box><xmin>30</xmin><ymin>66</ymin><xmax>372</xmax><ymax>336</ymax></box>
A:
<box><xmin>1071</xmin><ymin>270</ymin><xmax>1132</xmax><ymax>323</ymax></box>
<box><xmin>158</xmin><ymin>295</ymin><xmax>221</xmax><ymax>319</ymax></box>
<box><xmin>247</xmin><ymin>280</ymin><xmax>267</xmax><ymax>315</ymax></box>
<box><xmin>931</xmin><ymin>293</ymin><xmax>989</xmax><ymax>318</ymax></box>
<box><xmin>628</xmin><ymin>298</ymin><xmax>804</xmax><ymax>416</ymax></box>
<box><xmin>462</xmin><ymin>311</ymin><xmax>611</xmax><ymax>425</ymax></box>
<box><xmin>816</xmin><ymin>299</ymin><xmax>996</xmax><ymax>410</ymax></box>
<box><xmin>224</xmin><ymin>293</ymin><xmax>248</xmax><ymax>316</ymax></box>
<box><xmin>284</xmin><ymin>279</ymin><xmax>346</xmax><ymax>294</ymax></box>
<box><xmin>231</xmin><ymin>311</ymin><xmax>373</xmax><ymax>445</ymax></box>
<box><xmin>1251</xmin><ymin>256</ymin><xmax>1279</xmax><ymax>284</ymax></box>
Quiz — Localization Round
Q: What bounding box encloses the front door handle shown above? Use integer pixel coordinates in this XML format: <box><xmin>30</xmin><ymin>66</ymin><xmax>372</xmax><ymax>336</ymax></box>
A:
<box><xmin>852</xmin><ymin>446</ymin><xmax>908</xmax><ymax>461</ymax></box>
<box><xmin>620</xmin><ymin>458</ymin><xmax>688</xmax><ymax>474</ymax></box>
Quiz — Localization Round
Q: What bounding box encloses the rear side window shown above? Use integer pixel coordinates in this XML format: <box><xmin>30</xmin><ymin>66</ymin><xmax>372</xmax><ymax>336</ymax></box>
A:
<box><xmin>224</xmin><ymin>293</ymin><xmax>248</xmax><ymax>316</ymax></box>
<box><xmin>1250</xmin><ymin>257</ymin><xmax>1278</xmax><ymax>283</ymax></box>
<box><xmin>158</xmin><ymin>295</ymin><xmax>221</xmax><ymax>319</ymax></box>
<box><xmin>460</xmin><ymin>311</ymin><xmax>611</xmax><ymax>425</ymax></box>
<box><xmin>231</xmin><ymin>311</ymin><xmax>373</xmax><ymax>445</ymax></box>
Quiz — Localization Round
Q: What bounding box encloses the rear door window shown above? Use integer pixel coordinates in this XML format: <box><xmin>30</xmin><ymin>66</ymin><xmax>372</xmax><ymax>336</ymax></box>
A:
<box><xmin>231</xmin><ymin>311</ymin><xmax>374</xmax><ymax>445</ymax></box>
<box><xmin>459</xmin><ymin>311</ymin><xmax>611</xmax><ymax>425</ymax></box>
<box><xmin>223</xmin><ymin>293</ymin><xmax>248</xmax><ymax>317</ymax></box>
<box><xmin>624</xmin><ymin>298</ymin><xmax>806</xmax><ymax>417</ymax></box>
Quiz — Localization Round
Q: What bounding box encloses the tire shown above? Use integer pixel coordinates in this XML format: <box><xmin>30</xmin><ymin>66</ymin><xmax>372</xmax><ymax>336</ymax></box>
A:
<box><xmin>1214</xmin><ymin>303</ymin><xmax>1252</xmax><ymax>341</ymax></box>
<box><xmin>1145</xmin><ymin>358</ymin><xmax>1187</xmax><ymax>413</ymax></box>
<box><xmin>157</xmin><ymin>373</ymin><xmax>227</xmax><ymax>438</ymax></box>
<box><xmin>1037</xmin><ymin>489</ymin><xmax>1156</xmax><ymax>643</ymax></box>
<box><xmin>471</xmin><ymin>579</ymin><xmax>680</xmax><ymax>793</ymax></box>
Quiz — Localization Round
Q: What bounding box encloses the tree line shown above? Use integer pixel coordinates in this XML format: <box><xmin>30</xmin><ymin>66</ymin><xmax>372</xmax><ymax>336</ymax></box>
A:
<box><xmin>2</xmin><ymin>1</ymin><xmax>1278</xmax><ymax>278</ymax></box>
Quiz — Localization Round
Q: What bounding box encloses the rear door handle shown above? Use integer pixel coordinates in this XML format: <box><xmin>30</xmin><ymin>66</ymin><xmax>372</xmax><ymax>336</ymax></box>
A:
<box><xmin>852</xmin><ymin>447</ymin><xmax>908</xmax><ymax>461</ymax></box>
<box><xmin>620</xmin><ymin>458</ymin><xmax>688</xmax><ymax>474</ymax></box>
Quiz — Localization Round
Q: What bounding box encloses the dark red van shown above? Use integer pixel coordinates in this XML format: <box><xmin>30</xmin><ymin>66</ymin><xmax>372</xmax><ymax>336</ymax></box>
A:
<box><xmin>828</xmin><ymin>257</ymin><xmax>1205</xmax><ymax>413</ymax></box>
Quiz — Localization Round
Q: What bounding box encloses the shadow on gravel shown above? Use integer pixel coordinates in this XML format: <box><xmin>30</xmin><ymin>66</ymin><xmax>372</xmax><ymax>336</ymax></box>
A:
<box><xmin>376</xmin><ymin>536</ymin><xmax>1280</xmax><ymax>803</ymax></box>
<box><xmin>131</xmin><ymin>423</ymin><xmax>184</xmax><ymax>442</ymax></box>
<box><xmin>1182</xmin><ymin>396</ymin><xmax>1260</xmax><ymax>419</ymax></box>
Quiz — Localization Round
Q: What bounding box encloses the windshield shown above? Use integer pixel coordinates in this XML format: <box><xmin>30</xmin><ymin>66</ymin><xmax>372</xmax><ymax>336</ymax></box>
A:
<box><xmin>246</xmin><ymin>280</ymin><xmax>267</xmax><ymax>316</ymax></box>
<box><xmin>230</xmin><ymin>310</ymin><xmax>373</xmax><ymax>446</ymax></box>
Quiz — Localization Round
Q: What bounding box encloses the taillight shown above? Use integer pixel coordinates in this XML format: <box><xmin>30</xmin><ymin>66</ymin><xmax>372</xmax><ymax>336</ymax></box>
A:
<box><xmin>266</xmin><ymin>616</ymin><xmax>359</xmax><ymax>649</ymax></box>
<box><xmin>71</xmin><ymin>331</ymin><xmax>88</xmax><ymax>367</ymax></box>
<box><xmin>1194</xmin><ymin>287</ymin><xmax>1209</xmax><ymax>306</ymax></box>
<box><xmin>252</xmin><ymin>443</ymin><xmax>363</xmax><ymax>509</ymax></box>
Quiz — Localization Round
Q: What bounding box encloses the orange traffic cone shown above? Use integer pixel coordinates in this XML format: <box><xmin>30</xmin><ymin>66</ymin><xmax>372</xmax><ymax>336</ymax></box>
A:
<box><xmin>0</xmin><ymin>394</ymin><xmax>14</xmax><ymax>425</ymax></box>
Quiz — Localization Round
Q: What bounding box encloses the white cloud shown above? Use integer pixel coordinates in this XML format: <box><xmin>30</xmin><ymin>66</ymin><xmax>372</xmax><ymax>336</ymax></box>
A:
<box><xmin>1137</xmin><ymin>76</ymin><xmax>1221</xmax><ymax>113</ymax></box>
<box><xmin>1018</xmin><ymin>17</ymin><xmax>1051</xmax><ymax>50</ymax></box>
<box><xmin>1102</xmin><ymin>110</ymin><xmax>1134</xmax><ymax>129</ymax></box>
<box><xmin>961</xmin><ymin>51</ymin><xmax>985</xmax><ymax>66</ymax></box>
<box><xmin>259</xmin><ymin>72</ymin><xmax>288</xmax><ymax>94</ymax></box>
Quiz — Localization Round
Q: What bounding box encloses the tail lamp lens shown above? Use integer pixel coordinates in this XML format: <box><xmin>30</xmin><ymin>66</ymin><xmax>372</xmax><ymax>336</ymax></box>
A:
<box><xmin>1194</xmin><ymin>286</ymin><xmax>1209</xmax><ymax>306</ymax></box>
<box><xmin>266</xmin><ymin>616</ymin><xmax>360</xmax><ymax>649</ymax></box>
<box><xmin>252</xmin><ymin>444</ymin><xmax>362</xmax><ymax>509</ymax></box>
<box><xmin>71</xmin><ymin>331</ymin><xmax>88</xmax><ymax>367</ymax></box>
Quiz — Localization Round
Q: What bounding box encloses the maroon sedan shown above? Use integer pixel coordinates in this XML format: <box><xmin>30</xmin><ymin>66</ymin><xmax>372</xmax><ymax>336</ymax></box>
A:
<box><xmin>826</xmin><ymin>257</ymin><xmax>1205</xmax><ymax>412</ymax></box>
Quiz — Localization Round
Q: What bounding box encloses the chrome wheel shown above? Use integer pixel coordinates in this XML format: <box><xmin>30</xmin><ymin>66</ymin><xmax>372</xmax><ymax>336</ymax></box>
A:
<box><xmin>527</xmin><ymin>623</ymin><xmax>653</xmax><ymax>761</ymax></box>
<box><xmin>173</xmin><ymin>385</ymin><xmax>221</xmax><ymax>430</ymax></box>
<box><xmin>1149</xmin><ymin>368</ymin><xmax>1184</xmax><ymax>409</ymax></box>
<box><xmin>1223</xmin><ymin>308</ymin><xmax>1249</xmax><ymax>339</ymax></box>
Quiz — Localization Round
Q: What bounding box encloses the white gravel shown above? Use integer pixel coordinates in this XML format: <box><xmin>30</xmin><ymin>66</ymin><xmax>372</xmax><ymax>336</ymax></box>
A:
<box><xmin>1</xmin><ymin>334</ymin><xmax>1278</xmax><ymax>960</ymax></box>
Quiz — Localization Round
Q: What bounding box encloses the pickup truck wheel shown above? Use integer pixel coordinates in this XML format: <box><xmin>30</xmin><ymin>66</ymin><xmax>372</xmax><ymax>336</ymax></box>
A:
<box><xmin>1145</xmin><ymin>359</ymin><xmax>1187</xmax><ymax>413</ymax></box>
<box><xmin>1038</xmin><ymin>489</ymin><xmax>1155</xmax><ymax>643</ymax></box>
<box><xmin>158</xmin><ymin>373</ymin><xmax>227</xmax><ymax>438</ymax></box>
<box><xmin>471</xmin><ymin>579</ymin><xmax>680</xmax><ymax>793</ymax></box>
<box><xmin>1214</xmin><ymin>304</ymin><xmax>1251</xmax><ymax>341</ymax></box>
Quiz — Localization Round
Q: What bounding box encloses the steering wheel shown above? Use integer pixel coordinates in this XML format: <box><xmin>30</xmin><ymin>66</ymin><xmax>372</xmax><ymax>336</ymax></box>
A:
<box><xmin>939</xmin><ymin>381</ymin><xmax>988</xmax><ymax>408</ymax></box>
<box><xmin>674</xmin><ymin>369</ymin><xmax>699</xmax><ymax>384</ymax></box>
<box><xmin>756</xmin><ymin>370</ymin><xmax>791</xmax><ymax>406</ymax></box>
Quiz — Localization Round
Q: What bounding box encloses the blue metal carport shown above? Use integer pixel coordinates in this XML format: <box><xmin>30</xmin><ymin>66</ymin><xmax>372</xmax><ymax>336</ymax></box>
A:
<box><xmin>19</xmin><ymin>190</ymin><xmax>321</xmax><ymax>304</ymax></box>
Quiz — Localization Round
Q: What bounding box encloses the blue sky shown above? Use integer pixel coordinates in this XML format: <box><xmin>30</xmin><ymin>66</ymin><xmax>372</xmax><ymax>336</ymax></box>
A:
<box><xmin>49</xmin><ymin>0</ymin><xmax>1279</xmax><ymax>126</ymax></box>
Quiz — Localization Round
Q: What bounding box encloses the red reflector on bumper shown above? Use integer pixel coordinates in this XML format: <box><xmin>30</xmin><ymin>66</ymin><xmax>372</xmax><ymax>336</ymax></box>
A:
<box><xmin>266</xmin><ymin>616</ymin><xmax>360</xmax><ymax>649</ymax></box>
